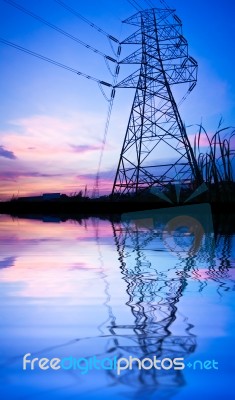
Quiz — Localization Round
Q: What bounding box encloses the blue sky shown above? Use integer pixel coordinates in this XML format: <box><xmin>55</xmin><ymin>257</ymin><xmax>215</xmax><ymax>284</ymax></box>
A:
<box><xmin>0</xmin><ymin>0</ymin><xmax>234</xmax><ymax>198</ymax></box>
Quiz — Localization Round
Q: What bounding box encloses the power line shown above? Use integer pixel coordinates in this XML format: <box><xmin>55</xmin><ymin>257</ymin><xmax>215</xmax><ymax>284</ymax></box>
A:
<box><xmin>127</xmin><ymin>0</ymin><xmax>141</xmax><ymax>12</ymax></box>
<box><xmin>54</xmin><ymin>0</ymin><xmax>119</xmax><ymax>44</ymax></box>
<box><xmin>160</xmin><ymin>0</ymin><xmax>171</xmax><ymax>9</ymax></box>
<box><xmin>132</xmin><ymin>0</ymin><xmax>144</xmax><ymax>9</ymax></box>
<box><xmin>0</xmin><ymin>37</ymin><xmax>112</xmax><ymax>87</ymax></box>
<box><xmin>92</xmin><ymin>52</ymin><xmax>121</xmax><ymax>197</ymax></box>
<box><xmin>3</xmin><ymin>0</ymin><xmax>117</xmax><ymax>63</ymax></box>
<box><xmin>92</xmin><ymin>93</ymin><xmax>115</xmax><ymax>198</ymax></box>
<box><xmin>144</xmin><ymin>0</ymin><xmax>155</xmax><ymax>7</ymax></box>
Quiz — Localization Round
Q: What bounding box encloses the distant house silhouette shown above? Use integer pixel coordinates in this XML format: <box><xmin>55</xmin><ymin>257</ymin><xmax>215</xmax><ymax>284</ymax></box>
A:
<box><xmin>18</xmin><ymin>193</ymin><xmax>61</xmax><ymax>202</ymax></box>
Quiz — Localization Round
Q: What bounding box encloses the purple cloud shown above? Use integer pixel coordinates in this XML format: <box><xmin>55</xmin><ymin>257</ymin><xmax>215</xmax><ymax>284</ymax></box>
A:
<box><xmin>0</xmin><ymin>145</ymin><xmax>17</xmax><ymax>160</ymax></box>
<box><xmin>0</xmin><ymin>256</ymin><xmax>16</xmax><ymax>269</ymax></box>
<box><xmin>70</xmin><ymin>144</ymin><xmax>101</xmax><ymax>153</ymax></box>
<box><xmin>0</xmin><ymin>171</ymin><xmax>63</xmax><ymax>181</ymax></box>
<box><xmin>77</xmin><ymin>170</ymin><xmax>115</xmax><ymax>180</ymax></box>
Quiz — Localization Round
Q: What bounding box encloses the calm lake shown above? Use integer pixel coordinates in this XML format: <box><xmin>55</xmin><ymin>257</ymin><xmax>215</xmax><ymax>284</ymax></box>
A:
<box><xmin>0</xmin><ymin>206</ymin><xmax>235</xmax><ymax>399</ymax></box>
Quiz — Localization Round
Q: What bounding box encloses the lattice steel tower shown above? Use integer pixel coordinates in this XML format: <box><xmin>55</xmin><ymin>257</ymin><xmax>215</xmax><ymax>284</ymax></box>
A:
<box><xmin>112</xmin><ymin>7</ymin><xmax>203</xmax><ymax>197</ymax></box>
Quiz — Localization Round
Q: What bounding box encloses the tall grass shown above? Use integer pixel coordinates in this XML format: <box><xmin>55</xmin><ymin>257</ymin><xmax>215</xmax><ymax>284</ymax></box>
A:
<box><xmin>193</xmin><ymin>119</ymin><xmax>235</xmax><ymax>184</ymax></box>
<box><xmin>191</xmin><ymin>119</ymin><xmax>235</xmax><ymax>201</ymax></box>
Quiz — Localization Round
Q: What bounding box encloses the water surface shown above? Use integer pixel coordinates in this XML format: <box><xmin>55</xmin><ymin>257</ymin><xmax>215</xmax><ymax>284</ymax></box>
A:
<box><xmin>0</xmin><ymin>211</ymin><xmax>234</xmax><ymax>400</ymax></box>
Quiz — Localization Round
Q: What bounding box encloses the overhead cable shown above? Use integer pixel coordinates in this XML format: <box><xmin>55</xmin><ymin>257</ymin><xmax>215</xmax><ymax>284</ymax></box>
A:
<box><xmin>3</xmin><ymin>0</ymin><xmax>117</xmax><ymax>63</ymax></box>
<box><xmin>0</xmin><ymin>37</ymin><xmax>112</xmax><ymax>87</ymax></box>
<box><xmin>127</xmin><ymin>0</ymin><xmax>141</xmax><ymax>12</ymax></box>
<box><xmin>54</xmin><ymin>0</ymin><xmax>119</xmax><ymax>44</ymax></box>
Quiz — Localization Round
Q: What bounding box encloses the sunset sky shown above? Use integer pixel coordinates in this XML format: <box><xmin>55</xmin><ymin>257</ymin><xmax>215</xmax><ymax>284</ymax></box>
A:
<box><xmin>0</xmin><ymin>0</ymin><xmax>234</xmax><ymax>199</ymax></box>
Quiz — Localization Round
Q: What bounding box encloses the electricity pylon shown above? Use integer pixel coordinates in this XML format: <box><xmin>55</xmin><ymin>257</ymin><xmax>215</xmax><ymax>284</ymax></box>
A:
<box><xmin>112</xmin><ymin>7</ymin><xmax>203</xmax><ymax>197</ymax></box>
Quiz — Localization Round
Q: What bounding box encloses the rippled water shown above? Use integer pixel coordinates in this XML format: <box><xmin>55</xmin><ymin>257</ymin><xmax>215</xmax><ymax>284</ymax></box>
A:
<box><xmin>0</xmin><ymin>208</ymin><xmax>235</xmax><ymax>400</ymax></box>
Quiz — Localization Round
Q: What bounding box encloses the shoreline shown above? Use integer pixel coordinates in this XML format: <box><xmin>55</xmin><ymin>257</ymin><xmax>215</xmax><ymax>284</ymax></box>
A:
<box><xmin>0</xmin><ymin>200</ymin><xmax>235</xmax><ymax>234</ymax></box>
<box><xmin>0</xmin><ymin>199</ymin><xmax>234</xmax><ymax>214</ymax></box>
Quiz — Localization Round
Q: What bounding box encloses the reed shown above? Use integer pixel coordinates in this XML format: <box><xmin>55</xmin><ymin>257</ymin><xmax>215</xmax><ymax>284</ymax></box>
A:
<box><xmin>192</xmin><ymin>119</ymin><xmax>235</xmax><ymax>200</ymax></box>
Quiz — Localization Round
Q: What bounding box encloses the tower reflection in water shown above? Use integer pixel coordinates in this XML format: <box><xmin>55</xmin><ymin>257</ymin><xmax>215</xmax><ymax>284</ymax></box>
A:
<box><xmin>105</xmin><ymin>204</ymin><xmax>217</xmax><ymax>398</ymax></box>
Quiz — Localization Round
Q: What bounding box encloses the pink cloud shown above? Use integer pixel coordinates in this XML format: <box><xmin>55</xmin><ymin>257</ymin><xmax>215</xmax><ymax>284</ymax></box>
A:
<box><xmin>2</xmin><ymin>114</ymin><xmax>104</xmax><ymax>158</ymax></box>
<box><xmin>0</xmin><ymin>113</ymin><xmax>112</xmax><ymax>198</ymax></box>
